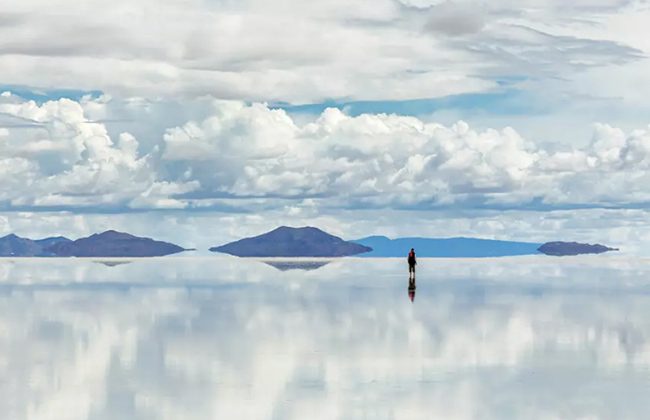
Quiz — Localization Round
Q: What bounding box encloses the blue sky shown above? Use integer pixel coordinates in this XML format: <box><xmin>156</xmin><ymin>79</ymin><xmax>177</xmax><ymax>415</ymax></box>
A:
<box><xmin>1</xmin><ymin>0</ymin><xmax>650</xmax><ymax>250</ymax></box>
<box><xmin>0</xmin><ymin>85</ymin><xmax>103</xmax><ymax>103</ymax></box>
<box><xmin>277</xmin><ymin>89</ymin><xmax>544</xmax><ymax>117</ymax></box>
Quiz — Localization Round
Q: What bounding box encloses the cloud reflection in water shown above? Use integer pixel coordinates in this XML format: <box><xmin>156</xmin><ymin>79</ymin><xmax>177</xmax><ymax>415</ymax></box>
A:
<box><xmin>1</xmin><ymin>258</ymin><xmax>650</xmax><ymax>419</ymax></box>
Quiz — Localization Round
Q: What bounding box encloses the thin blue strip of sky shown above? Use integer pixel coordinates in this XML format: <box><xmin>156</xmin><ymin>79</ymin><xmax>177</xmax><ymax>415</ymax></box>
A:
<box><xmin>272</xmin><ymin>89</ymin><xmax>544</xmax><ymax>117</ymax></box>
<box><xmin>0</xmin><ymin>85</ymin><xmax>103</xmax><ymax>102</ymax></box>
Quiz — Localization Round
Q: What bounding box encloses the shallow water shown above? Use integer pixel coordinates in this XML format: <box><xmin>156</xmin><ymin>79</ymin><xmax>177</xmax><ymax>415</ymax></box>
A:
<box><xmin>2</xmin><ymin>257</ymin><xmax>650</xmax><ymax>420</ymax></box>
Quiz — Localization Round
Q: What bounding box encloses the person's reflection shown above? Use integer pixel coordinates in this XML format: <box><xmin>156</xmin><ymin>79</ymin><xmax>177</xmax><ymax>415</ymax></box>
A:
<box><xmin>408</xmin><ymin>277</ymin><xmax>416</xmax><ymax>302</ymax></box>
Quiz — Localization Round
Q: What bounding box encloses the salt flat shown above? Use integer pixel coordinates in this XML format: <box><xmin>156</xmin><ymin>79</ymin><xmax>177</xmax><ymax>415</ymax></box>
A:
<box><xmin>1</xmin><ymin>258</ymin><xmax>650</xmax><ymax>419</ymax></box>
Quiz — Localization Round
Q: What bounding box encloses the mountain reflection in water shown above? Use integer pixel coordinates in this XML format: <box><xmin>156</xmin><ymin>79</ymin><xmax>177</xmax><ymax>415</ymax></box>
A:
<box><xmin>263</xmin><ymin>260</ymin><xmax>332</xmax><ymax>271</ymax></box>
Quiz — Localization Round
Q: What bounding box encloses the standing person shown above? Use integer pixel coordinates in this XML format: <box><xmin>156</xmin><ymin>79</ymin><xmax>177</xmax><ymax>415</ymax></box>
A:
<box><xmin>408</xmin><ymin>248</ymin><xmax>417</xmax><ymax>279</ymax></box>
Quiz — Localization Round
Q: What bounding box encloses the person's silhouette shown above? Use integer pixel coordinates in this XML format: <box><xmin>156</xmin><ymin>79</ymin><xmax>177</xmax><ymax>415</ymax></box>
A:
<box><xmin>407</xmin><ymin>248</ymin><xmax>417</xmax><ymax>279</ymax></box>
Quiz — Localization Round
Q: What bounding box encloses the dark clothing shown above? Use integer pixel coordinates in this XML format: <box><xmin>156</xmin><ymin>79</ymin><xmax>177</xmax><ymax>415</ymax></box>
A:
<box><xmin>408</xmin><ymin>251</ymin><xmax>416</xmax><ymax>276</ymax></box>
<box><xmin>408</xmin><ymin>252</ymin><xmax>416</xmax><ymax>267</ymax></box>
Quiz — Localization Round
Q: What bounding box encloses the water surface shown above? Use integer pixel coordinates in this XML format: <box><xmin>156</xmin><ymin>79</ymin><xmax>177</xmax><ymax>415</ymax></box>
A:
<box><xmin>2</xmin><ymin>257</ymin><xmax>650</xmax><ymax>419</ymax></box>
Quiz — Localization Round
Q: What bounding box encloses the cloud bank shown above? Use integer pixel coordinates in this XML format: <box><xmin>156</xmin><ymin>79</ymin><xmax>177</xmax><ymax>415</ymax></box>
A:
<box><xmin>0</xmin><ymin>0</ymin><xmax>647</xmax><ymax>105</ymax></box>
<box><xmin>2</xmin><ymin>93</ymin><xmax>650</xmax><ymax>215</ymax></box>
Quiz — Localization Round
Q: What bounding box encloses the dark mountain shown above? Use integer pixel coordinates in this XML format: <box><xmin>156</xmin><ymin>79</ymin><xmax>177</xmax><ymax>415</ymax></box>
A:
<box><xmin>46</xmin><ymin>230</ymin><xmax>186</xmax><ymax>257</ymax></box>
<box><xmin>537</xmin><ymin>241</ymin><xmax>619</xmax><ymax>256</ymax></box>
<box><xmin>35</xmin><ymin>236</ymin><xmax>72</xmax><ymax>249</ymax></box>
<box><xmin>351</xmin><ymin>236</ymin><xmax>543</xmax><ymax>258</ymax></box>
<box><xmin>0</xmin><ymin>234</ymin><xmax>45</xmax><ymax>257</ymax></box>
<box><xmin>210</xmin><ymin>226</ymin><xmax>372</xmax><ymax>257</ymax></box>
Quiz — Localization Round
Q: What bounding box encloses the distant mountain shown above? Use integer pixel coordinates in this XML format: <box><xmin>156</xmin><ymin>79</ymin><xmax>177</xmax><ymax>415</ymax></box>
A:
<box><xmin>46</xmin><ymin>230</ymin><xmax>186</xmax><ymax>257</ymax></box>
<box><xmin>537</xmin><ymin>241</ymin><xmax>619</xmax><ymax>256</ymax></box>
<box><xmin>0</xmin><ymin>234</ymin><xmax>72</xmax><ymax>257</ymax></box>
<box><xmin>210</xmin><ymin>226</ymin><xmax>372</xmax><ymax>257</ymax></box>
<box><xmin>0</xmin><ymin>234</ymin><xmax>46</xmax><ymax>257</ymax></box>
<box><xmin>35</xmin><ymin>236</ymin><xmax>72</xmax><ymax>249</ymax></box>
<box><xmin>351</xmin><ymin>236</ymin><xmax>543</xmax><ymax>258</ymax></box>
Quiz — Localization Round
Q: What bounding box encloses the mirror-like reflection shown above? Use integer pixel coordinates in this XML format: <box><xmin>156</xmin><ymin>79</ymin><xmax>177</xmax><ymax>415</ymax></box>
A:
<box><xmin>408</xmin><ymin>277</ymin><xmax>416</xmax><ymax>302</ymax></box>
<box><xmin>2</xmin><ymin>257</ymin><xmax>650</xmax><ymax>419</ymax></box>
<box><xmin>263</xmin><ymin>260</ymin><xmax>332</xmax><ymax>271</ymax></box>
<box><xmin>92</xmin><ymin>261</ymin><xmax>134</xmax><ymax>268</ymax></box>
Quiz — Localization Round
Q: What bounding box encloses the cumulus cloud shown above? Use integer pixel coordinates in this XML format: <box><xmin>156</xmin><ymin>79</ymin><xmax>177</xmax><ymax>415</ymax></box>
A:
<box><xmin>153</xmin><ymin>99</ymin><xmax>650</xmax><ymax>211</ymax></box>
<box><xmin>3</xmin><ymin>93</ymin><xmax>650</xmax><ymax>251</ymax></box>
<box><xmin>0</xmin><ymin>95</ymin><xmax>198</xmax><ymax>211</ymax></box>
<box><xmin>3</xmin><ymin>94</ymin><xmax>650</xmax><ymax>218</ymax></box>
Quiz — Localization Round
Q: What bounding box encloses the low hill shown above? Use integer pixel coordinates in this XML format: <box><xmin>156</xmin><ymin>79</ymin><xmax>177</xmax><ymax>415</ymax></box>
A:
<box><xmin>46</xmin><ymin>230</ymin><xmax>186</xmax><ymax>257</ymax></box>
<box><xmin>210</xmin><ymin>226</ymin><xmax>372</xmax><ymax>257</ymax></box>
<box><xmin>537</xmin><ymin>241</ymin><xmax>619</xmax><ymax>256</ymax></box>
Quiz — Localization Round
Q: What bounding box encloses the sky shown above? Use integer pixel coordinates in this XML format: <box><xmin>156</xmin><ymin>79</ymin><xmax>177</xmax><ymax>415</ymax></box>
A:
<box><xmin>1</xmin><ymin>0</ymin><xmax>650</xmax><ymax>251</ymax></box>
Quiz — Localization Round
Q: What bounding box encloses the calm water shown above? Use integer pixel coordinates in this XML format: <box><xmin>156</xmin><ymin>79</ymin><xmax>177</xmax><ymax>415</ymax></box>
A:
<box><xmin>2</xmin><ymin>257</ymin><xmax>650</xmax><ymax>420</ymax></box>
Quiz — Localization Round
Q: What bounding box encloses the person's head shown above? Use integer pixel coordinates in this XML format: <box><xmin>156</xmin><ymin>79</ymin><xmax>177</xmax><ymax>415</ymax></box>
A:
<box><xmin>411</xmin><ymin>248</ymin><xmax>414</xmax><ymax>252</ymax></box>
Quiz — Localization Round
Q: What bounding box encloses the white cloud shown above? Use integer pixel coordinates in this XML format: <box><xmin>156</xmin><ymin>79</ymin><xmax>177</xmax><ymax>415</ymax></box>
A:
<box><xmin>0</xmin><ymin>0</ymin><xmax>646</xmax><ymax>105</ymax></box>
<box><xmin>0</xmin><ymin>96</ymin><xmax>198</xmax><ymax>210</ymax></box>
<box><xmin>421</xmin><ymin>2</ymin><xmax>487</xmax><ymax>36</ymax></box>
<box><xmin>152</xmin><ymin>98</ymin><xmax>650</xmax><ymax>210</ymax></box>
<box><xmin>2</xmin><ymin>94</ymin><xmax>650</xmax><ymax>216</ymax></box>
<box><xmin>2</xmin><ymin>94</ymin><xmax>650</xmax><ymax>248</ymax></box>
<box><xmin>0</xmin><ymin>0</ymin><xmax>494</xmax><ymax>103</ymax></box>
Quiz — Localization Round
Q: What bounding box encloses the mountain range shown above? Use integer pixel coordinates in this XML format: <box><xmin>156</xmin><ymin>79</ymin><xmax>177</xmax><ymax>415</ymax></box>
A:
<box><xmin>0</xmin><ymin>227</ymin><xmax>619</xmax><ymax>258</ymax></box>
<box><xmin>0</xmin><ymin>234</ymin><xmax>71</xmax><ymax>257</ymax></box>
<box><xmin>0</xmin><ymin>231</ymin><xmax>186</xmax><ymax>257</ymax></box>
